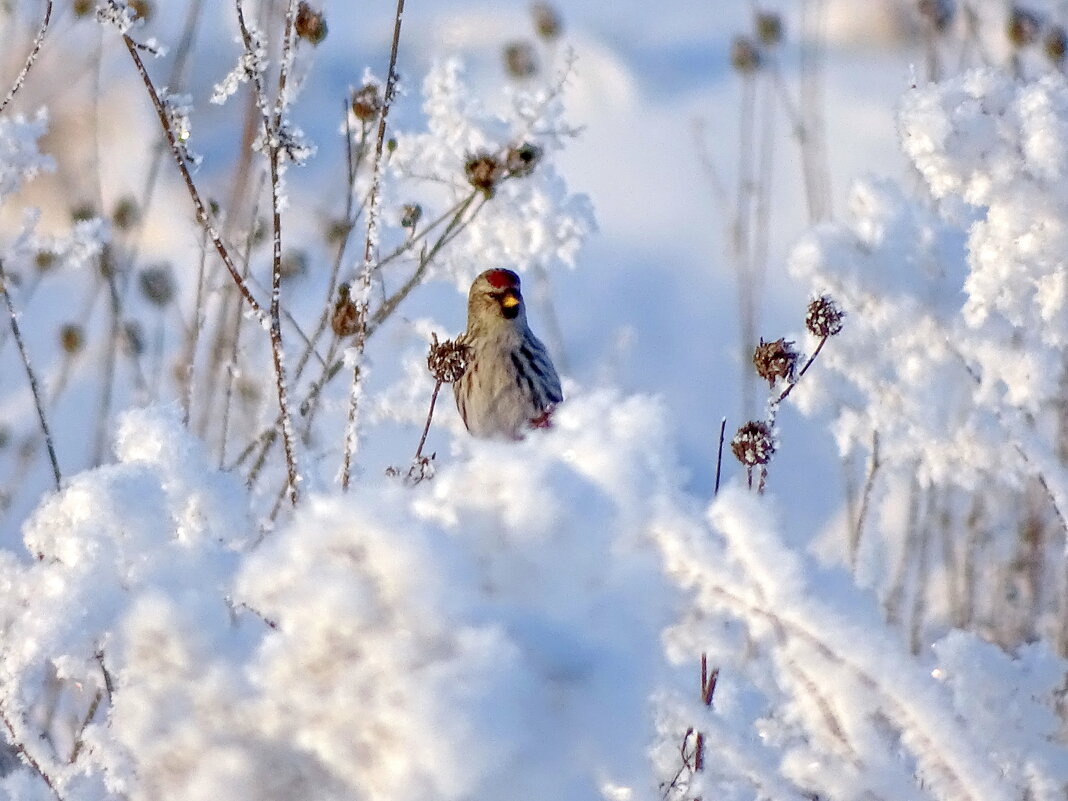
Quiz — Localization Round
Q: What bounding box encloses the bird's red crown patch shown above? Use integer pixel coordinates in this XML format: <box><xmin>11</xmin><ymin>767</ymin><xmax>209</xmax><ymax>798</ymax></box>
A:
<box><xmin>485</xmin><ymin>269</ymin><xmax>520</xmax><ymax>289</ymax></box>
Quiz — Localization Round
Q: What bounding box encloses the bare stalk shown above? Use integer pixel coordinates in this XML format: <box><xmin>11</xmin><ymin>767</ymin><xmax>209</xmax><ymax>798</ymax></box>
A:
<box><xmin>0</xmin><ymin>704</ymin><xmax>63</xmax><ymax>800</ymax></box>
<box><xmin>340</xmin><ymin>0</ymin><xmax>407</xmax><ymax>490</ymax></box>
<box><xmin>0</xmin><ymin>259</ymin><xmax>61</xmax><ymax>490</ymax></box>
<box><xmin>0</xmin><ymin>0</ymin><xmax>52</xmax><ymax>115</ymax></box>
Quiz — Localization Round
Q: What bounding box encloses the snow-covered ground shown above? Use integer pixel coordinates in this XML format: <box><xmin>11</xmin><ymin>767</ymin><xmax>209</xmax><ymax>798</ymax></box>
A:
<box><xmin>2</xmin><ymin>0</ymin><xmax>1068</xmax><ymax>799</ymax></box>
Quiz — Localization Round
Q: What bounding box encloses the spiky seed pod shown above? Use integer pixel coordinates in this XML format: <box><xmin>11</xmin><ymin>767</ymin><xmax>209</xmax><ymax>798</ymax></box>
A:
<box><xmin>1007</xmin><ymin>7</ymin><xmax>1042</xmax><ymax>47</ymax></box>
<box><xmin>295</xmin><ymin>2</ymin><xmax>328</xmax><ymax>45</ymax></box>
<box><xmin>465</xmin><ymin>151</ymin><xmax>504</xmax><ymax>196</ymax></box>
<box><xmin>805</xmin><ymin>295</ymin><xmax>845</xmax><ymax>338</ymax></box>
<box><xmin>401</xmin><ymin>203</ymin><xmax>423</xmax><ymax>230</ymax></box>
<box><xmin>505</xmin><ymin>142</ymin><xmax>542</xmax><ymax>178</ymax></box>
<box><xmin>427</xmin><ymin>334</ymin><xmax>468</xmax><ymax>384</ymax></box>
<box><xmin>730</xmin><ymin>36</ymin><xmax>762</xmax><ymax>73</ymax></box>
<box><xmin>331</xmin><ymin>285</ymin><xmax>361</xmax><ymax>337</ymax></box>
<box><xmin>59</xmin><ymin>324</ymin><xmax>84</xmax><ymax>355</ymax></box>
<box><xmin>351</xmin><ymin>83</ymin><xmax>382</xmax><ymax>122</ymax></box>
<box><xmin>1044</xmin><ymin>25</ymin><xmax>1067</xmax><ymax>62</ymax></box>
<box><xmin>917</xmin><ymin>0</ymin><xmax>955</xmax><ymax>32</ymax></box>
<box><xmin>504</xmin><ymin>41</ymin><xmax>538</xmax><ymax>78</ymax></box>
<box><xmin>731</xmin><ymin>421</ymin><xmax>776</xmax><ymax>466</ymax></box>
<box><xmin>755</xmin><ymin>12</ymin><xmax>783</xmax><ymax>45</ymax></box>
<box><xmin>139</xmin><ymin>264</ymin><xmax>175</xmax><ymax>308</ymax></box>
<box><xmin>112</xmin><ymin>196</ymin><xmax>141</xmax><ymax>231</ymax></box>
<box><xmin>532</xmin><ymin>2</ymin><xmax>563</xmax><ymax>39</ymax></box>
<box><xmin>753</xmin><ymin>337</ymin><xmax>798</xmax><ymax>387</ymax></box>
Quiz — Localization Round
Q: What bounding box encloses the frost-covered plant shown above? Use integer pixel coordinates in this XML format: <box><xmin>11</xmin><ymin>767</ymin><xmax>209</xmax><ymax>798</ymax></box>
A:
<box><xmin>788</xmin><ymin>67</ymin><xmax>1068</xmax><ymax>649</ymax></box>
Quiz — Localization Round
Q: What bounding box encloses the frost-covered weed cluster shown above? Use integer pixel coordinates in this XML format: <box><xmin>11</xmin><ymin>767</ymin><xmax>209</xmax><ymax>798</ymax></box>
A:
<box><xmin>1</xmin><ymin>1</ymin><xmax>1068</xmax><ymax>800</ymax></box>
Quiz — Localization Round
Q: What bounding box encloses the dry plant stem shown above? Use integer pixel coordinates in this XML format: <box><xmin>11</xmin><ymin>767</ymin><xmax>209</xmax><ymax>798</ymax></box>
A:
<box><xmin>68</xmin><ymin>689</ymin><xmax>102</xmax><ymax>765</ymax></box>
<box><xmin>714</xmin><ymin>416</ymin><xmax>726</xmax><ymax>496</ymax></box>
<box><xmin>121</xmin><ymin>32</ymin><xmax>302</xmax><ymax>504</ymax></box>
<box><xmin>850</xmin><ymin>429</ymin><xmax>880</xmax><ymax>572</ymax></box>
<box><xmin>340</xmin><ymin>0</ymin><xmax>407</xmax><ymax>491</ymax></box>
<box><xmin>181</xmin><ymin>234</ymin><xmax>209</xmax><ymax>425</ymax></box>
<box><xmin>0</xmin><ymin>0</ymin><xmax>52</xmax><ymax>115</ymax></box>
<box><xmin>413</xmin><ymin>380</ymin><xmax>443</xmax><ymax>463</ymax></box>
<box><xmin>0</xmin><ymin>705</ymin><xmax>62</xmax><ymax>800</ymax></box>
<box><xmin>0</xmin><ymin>260</ymin><xmax>61</xmax><ymax>491</ymax></box>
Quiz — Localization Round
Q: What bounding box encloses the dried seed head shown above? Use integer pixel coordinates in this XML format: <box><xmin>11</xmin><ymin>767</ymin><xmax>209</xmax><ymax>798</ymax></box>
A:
<box><xmin>139</xmin><ymin>263</ymin><xmax>175</xmax><ymax>308</ymax></box>
<box><xmin>332</xmin><ymin>285</ymin><xmax>361</xmax><ymax>337</ymax></box>
<box><xmin>504</xmin><ymin>41</ymin><xmax>538</xmax><ymax>78</ymax></box>
<box><xmin>755</xmin><ymin>12</ymin><xmax>783</xmax><ymax>45</ymax></box>
<box><xmin>401</xmin><ymin>203</ymin><xmax>422</xmax><ymax>230</ymax></box>
<box><xmin>1044</xmin><ymin>25</ymin><xmax>1067</xmax><ymax>62</ymax></box>
<box><xmin>805</xmin><ymin>294</ymin><xmax>845</xmax><ymax>338</ymax></box>
<box><xmin>70</xmin><ymin>202</ymin><xmax>96</xmax><ymax>223</ymax></box>
<box><xmin>280</xmin><ymin>249</ymin><xmax>308</xmax><ymax>281</ymax></box>
<box><xmin>731</xmin><ymin>420</ymin><xmax>776</xmax><ymax>466</ymax></box>
<box><xmin>237</xmin><ymin>376</ymin><xmax>262</xmax><ymax>405</ymax></box>
<box><xmin>1007</xmin><ymin>7</ymin><xmax>1042</xmax><ymax>47</ymax></box>
<box><xmin>324</xmin><ymin>217</ymin><xmax>351</xmax><ymax>244</ymax></box>
<box><xmin>295</xmin><ymin>2</ymin><xmax>328</xmax><ymax>45</ymax></box>
<box><xmin>730</xmin><ymin>36</ymin><xmax>762</xmax><ymax>73</ymax></box>
<box><xmin>505</xmin><ymin>142</ymin><xmax>542</xmax><ymax>178</ymax></box>
<box><xmin>427</xmin><ymin>334</ymin><xmax>468</xmax><ymax>384</ymax></box>
<box><xmin>532</xmin><ymin>2</ymin><xmax>563</xmax><ymax>39</ymax></box>
<box><xmin>753</xmin><ymin>337</ymin><xmax>798</xmax><ymax>387</ymax></box>
<box><xmin>129</xmin><ymin>0</ymin><xmax>152</xmax><ymax>21</ymax></box>
<box><xmin>122</xmin><ymin>320</ymin><xmax>145</xmax><ymax>357</ymax></box>
<box><xmin>59</xmin><ymin>323</ymin><xmax>84</xmax><ymax>355</ymax></box>
<box><xmin>386</xmin><ymin>137</ymin><xmax>397</xmax><ymax>153</ymax></box>
<box><xmin>73</xmin><ymin>0</ymin><xmax>94</xmax><ymax>17</ymax></box>
<box><xmin>34</xmin><ymin>250</ymin><xmax>56</xmax><ymax>273</ymax></box>
<box><xmin>465</xmin><ymin>151</ymin><xmax>504</xmax><ymax>196</ymax></box>
<box><xmin>351</xmin><ymin>83</ymin><xmax>382</xmax><ymax>122</ymax></box>
<box><xmin>112</xmin><ymin>195</ymin><xmax>141</xmax><ymax>231</ymax></box>
<box><xmin>917</xmin><ymin>0</ymin><xmax>955</xmax><ymax>31</ymax></box>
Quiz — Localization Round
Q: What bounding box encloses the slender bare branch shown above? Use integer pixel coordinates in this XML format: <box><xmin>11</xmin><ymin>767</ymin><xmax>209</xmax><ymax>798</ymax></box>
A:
<box><xmin>0</xmin><ymin>1</ymin><xmax>52</xmax><ymax>116</ymax></box>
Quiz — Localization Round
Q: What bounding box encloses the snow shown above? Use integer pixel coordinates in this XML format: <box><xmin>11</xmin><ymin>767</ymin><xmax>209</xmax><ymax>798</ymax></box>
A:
<box><xmin>1</xmin><ymin>0</ymin><xmax>1068</xmax><ymax>798</ymax></box>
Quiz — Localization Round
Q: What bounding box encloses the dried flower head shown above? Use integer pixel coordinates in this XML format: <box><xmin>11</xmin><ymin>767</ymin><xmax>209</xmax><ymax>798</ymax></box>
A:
<box><xmin>427</xmin><ymin>334</ymin><xmax>468</xmax><ymax>384</ymax></box>
<box><xmin>1007</xmin><ymin>6</ymin><xmax>1042</xmax><ymax>47</ymax></box>
<box><xmin>753</xmin><ymin>337</ymin><xmax>798</xmax><ymax>387</ymax></box>
<box><xmin>755</xmin><ymin>12</ymin><xmax>783</xmax><ymax>45</ymax></box>
<box><xmin>505</xmin><ymin>142</ymin><xmax>542</xmax><ymax>178</ymax></box>
<box><xmin>325</xmin><ymin>217</ymin><xmax>351</xmax><ymax>244</ymax></box>
<box><xmin>1044</xmin><ymin>25</ymin><xmax>1067</xmax><ymax>62</ymax></box>
<box><xmin>351</xmin><ymin>83</ymin><xmax>382</xmax><ymax>122</ymax></box>
<box><xmin>730</xmin><ymin>36</ymin><xmax>762</xmax><ymax>73</ymax></box>
<box><xmin>139</xmin><ymin>263</ymin><xmax>175</xmax><ymax>308</ymax></box>
<box><xmin>280</xmin><ymin>249</ymin><xmax>308</xmax><ymax>281</ymax></box>
<box><xmin>532</xmin><ymin>2</ymin><xmax>563</xmax><ymax>39</ymax></box>
<box><xmin>918</xmin><ymin>0</ymin><xmax>955</xmax><ymax>31</ymax></box>
<box><xmin>731</xmin><ymin>420</ymin><xmax>776</xmax><ymax>466</ymax></box>
<box><xmin>465</xmin><ymin>151</ymin><xmax>504</xmax><ymax>196</ymax></box>
<box><xmin>112</xmin><ymin>195</ymin><xmax>140</xmax><ymax>231</ymax></box>
<box><xmin>122</xmin><ymin>320</ymin><xmax>145</xmax><ymax>356</ymax></box>
<box><xmin>73</xmin><ymin>0</ymin><xmax>94</xmax><ymax>17</ymax></box>
<box><xmin>295</xmin><ymin>2</ymin><xmax>328</xmax><ymax>45</ymax></box>
<box><xmin>34</xmin><ymin>250</ymin><xmax>56</xmax><ymax>273</ymax></box>
<box><xmin>805</xmin><ymin>294</ymin><xmax>845</xmax><ymax>338</ymax></box>
<box><xmin>70</xmin><ymin>202</ymin><xmax>96</xmax><ymax>223</ymax></box>
<box><xmin>504</xmin><ymin>41</ymin><xmax>538</xmax><ymax>78</ymax></box>
<box><xmin>401</xmin><ymin>203</ymin><xmax>422</xmax><ymax>230</ymax></box>
<box><xmin>332</xmin><ymin>284</ymin><xmax>361</xmax><ymax>337</ymax></box>
<box><xmin>129</xmin><ymin>0</ymin><xmax>152</xmax><ymax>21</ymax></box>
<box><xmin>59</xmin><ymin>324</ymin><xmax>84</xmax><ymax>355</ymax></box>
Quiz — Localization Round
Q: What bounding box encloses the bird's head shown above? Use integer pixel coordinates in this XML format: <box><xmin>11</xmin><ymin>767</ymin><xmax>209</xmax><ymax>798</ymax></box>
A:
<box><xmin>467</xmin><ymin>268</ymin><xmax>526</xmax><ymax>326</ymax></box>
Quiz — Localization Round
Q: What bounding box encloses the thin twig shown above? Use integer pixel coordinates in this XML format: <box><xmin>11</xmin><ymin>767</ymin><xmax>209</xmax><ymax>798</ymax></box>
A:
<box><xmin>0</xmin><ymin>1</ymin><xmax>52</xmax><ymax>116</ymax></box>
<box><xmin>714</xmin><ymin>416</ymin><xmax>726</xmax><ymax>496</ymax></box>
<box><xmin>0</xmin><ymin>259</ymin><xmax>61</xmax><ymax>490</ymax></box>
<box><xmin>340</xmin><ymin>0</ymin><xmax>406</xmax><ymax>490</ymax></box>
<box><xmin>0</xmin><ymin>705</ymin><xmax>63</xmax><ymax>800</ymax></box>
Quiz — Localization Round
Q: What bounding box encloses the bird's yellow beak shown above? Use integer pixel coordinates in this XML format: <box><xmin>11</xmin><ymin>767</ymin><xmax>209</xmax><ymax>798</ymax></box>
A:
<box><xmin>501</xmin><ymin>293</ymin><xmax>520</xmax><ymax>309</ymax></box>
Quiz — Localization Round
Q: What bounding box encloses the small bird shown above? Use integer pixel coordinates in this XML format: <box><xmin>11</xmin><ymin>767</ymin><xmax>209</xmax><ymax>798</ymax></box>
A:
<box><xmin>455</xmin><ymin>268</ymin><xmax>563</xmax><ymax>439</ymax></box>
